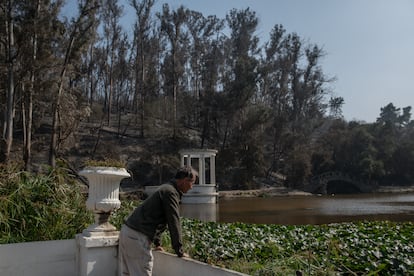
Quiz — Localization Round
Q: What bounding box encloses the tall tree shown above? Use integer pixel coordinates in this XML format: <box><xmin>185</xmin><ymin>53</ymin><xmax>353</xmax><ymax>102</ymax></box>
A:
<box><xmin>329</xmin><ymin>96</ymin><xmax>344</xmax><ymax>118</ymax></box>
<box><xmin>17</xmin><ymin>0</ymin><xmax>60</xmax><ymax>170</ymax></box>
<box><xmin>1</xmin><ymin>0</ymin><xmax>16</xmax><ymax>163</ymax></box>
<box><xmin>186</xmin><ymin>11</ymin><xmax>224</xmax><ymax>146</ymax></box>
<box><xmin>374</xmin><ymin>103</ymin><xmax>413</xmax><ymax>184</ymax></box>
<box><xmin>260</xmin><ymin>24</ymin><xmax>290</xmax><ymax>175</ymax></box>
<box><xmin>215</xmin><ymin>8</ymin><xmax>267</xmax><ymax>187</ymax></box>
<box><xmin>221</xmin><ymin>8</ymin><xmax>259</xmax><ymax>150</ymax></box>
<box><xmin>260</xmin><ymin>24</ymin><xmax>331</xmax><ymax>181</ymax></box>
<box><xmin>158</xmin><ymin>4</ymin><xmax>189</xmax><ymax>138</ymax></box>
<box><xmin>21</xmin><ymin>0</ymin><xmax>40</xmax><ymax>170</ymax></box>
<box><xmin>100</xmin><ymin>0</ymin><xmax>123</xmax><ymax>125</ymax></box>
<box><xmin>130</xmin><ymin>0</ymin><xmax>155</xmax><ymax>138</ymax></box>
<box><xmin>49</xmin><ymin>0</ymin><xmax>99</xmax><ymax>167</ymax></box>
<box><xmin>376</xmin><ymin>102</ymin><xmax>412</xmax><ymax>128</ymax></box>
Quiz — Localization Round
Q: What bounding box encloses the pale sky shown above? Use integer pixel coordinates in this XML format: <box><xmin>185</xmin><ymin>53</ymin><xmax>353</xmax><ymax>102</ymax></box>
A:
<box><xmin>67</xmin><ymin>0</ymin><xmax>414</xmax><ymax>123</ymax></box>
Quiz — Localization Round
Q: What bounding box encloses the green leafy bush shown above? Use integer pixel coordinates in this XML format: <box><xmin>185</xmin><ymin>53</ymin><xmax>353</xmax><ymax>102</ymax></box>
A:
<box><xmin>109</xmin><ymin>199</ymin><xmax>138</xmax><ymax>229</ymax></box>
<box><xmin>0</xmin><ymin>162</ymin><xmax>93</xmax><ymax>243</ymax></box>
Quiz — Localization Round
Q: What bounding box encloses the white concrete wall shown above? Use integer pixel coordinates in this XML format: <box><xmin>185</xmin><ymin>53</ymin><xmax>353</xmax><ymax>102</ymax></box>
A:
<box><xmin>0</xmin><ymin>239</ymin><xmax>248</xmax><ymax>276</ymax></box>
<box><xmin>0</xmin><ymin>239</ymin><xmax>75</xmax><ymax>276</ymax></box>
<box><xmin>152</xmin><ymin>251</ymin><xmax>248</xmax><ymax>276</ymax></box>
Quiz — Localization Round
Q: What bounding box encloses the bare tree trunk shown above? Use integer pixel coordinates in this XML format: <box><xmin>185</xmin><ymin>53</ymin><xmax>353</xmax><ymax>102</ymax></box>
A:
<box><xmin>23</xmin><ymin>83</ymin><xmax>33</xmax><ymax>170</ymax></box>
<box><xmin>23</xmin><ymin>0</ymin><xmax>40</xmax><ymax>170</ymax></box>
<box><xmin>88</xmin><ymin>44</ymin><xmax>95</xmax><ymax>110</ymax></box>
<box><xmin>221</xmin><ymin>117</ymin><xmax>230</xmax><ymax>152</ymax></box>
<box><xmin>173</xmin><ymin>81</ymin><xmax>177</xmax><ymax>138</ymax></box>
<box><xmin>107</xmin><ymin>58</ymin><xmax>113</xmax><ymax>125</ymax></box>
<box><xmin>2</xmin><ymin>0</ymin><xmax>15</xmax><ymax>163</ymax></box>
<box><xmin>50</xmin><ymin>68</ymin><xmax>67</xmax><ymax>167</ymax></box>
<box><xmin>49</xmin><ymin>20</ymin><xmax>77</xmax><ymax>167</ymax></box>
<box><xmin>140</xmin><ymin>41</ymin><xmax>145</xmax><ymax>138</ymax></box>
<box><xmin>131</xmin><ymin>0</ymin><xmax>155</xmax><ymax>137</ymax></box>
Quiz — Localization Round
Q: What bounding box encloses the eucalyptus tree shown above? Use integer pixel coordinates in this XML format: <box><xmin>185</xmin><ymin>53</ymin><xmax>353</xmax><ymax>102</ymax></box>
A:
<box><xmin>49</xmin><ymin>0</ymin><xmax>99</xmax><ymax>167</ymax></box>
<box><xmin>0</xmin><ymin>0</ymin><xmax>59</xmax><ymax>165</ymax></box>
<box><xmin>0</xmin><ymin>0</ymin><xmax>17</xmax><ymax>163</ymax></box>
<box><xmin>329</xmin><ymin>96</ymin><xmax>345</xmax><ymax>118</ymax></box>
<box><xmin>130</xmin><ymin>0</ymin><xmax>155</xmax><ymax>137</ymax></box>
<box><xmin>260</xmin><ymin>24</ymin><xmax>291</xmax><ymax>175</ymax></box>
<box><xmin>260</xmin><ymin>24</ymin><xmax>331</xmax><ymax>185</ymax></box>
<box><xmin>376</xmin><ymin>103</ymin><xmax>412</xmax><ymax>128</ymax></box>
<box><xmin>82</xmin><ymin>27</ymin><xmax>99</xmax><ymax>112</ymax></box>
<box><xmin>113</xmin><ymin>33</ymin><xmax>130</xmax><ymax>133</ymax></box>
<box><xmin>199</xmin><ymin>35</ymin><xmax>226</xmax><ymax>147</ymax></box>
<box><xmin>339</xmin><ymin>124</ymin><xmax>385</xmax><ymax>184</ymax></box>
<box><xmin>99</xmin><ymin>0</ymin><xmax>123</xmax><ymax>125</ymax></box>
<box><xmin>217</xmin><ymin>8</ymin><xmax>265</xmax><ymax>186</ymax></box>
<box><xmin>158</xmin><ymin>4</ymin><xmax>189</xmax><ymax>138</ymax></box>
<box><xmin>18</xmin><ymin>0</ymin><xmax>40</xmax><ymax>169</ymax></box>
<box><xmin>311</xmin><ymin>119</ymin><xmax>346</xmax><ymax>176</ymax></box>
<box><xmin>221</xmin><ymin>8</ymin><xmax>260</xmax><ymax>149</ymax></box>
<box><xmin>373</xmin><ymin>103</ymin><xmax>413</xmax><ymax>185</ymax></box>
<box><xmin>287</xmin><ymin>42</ymin><xmax>331</xmax><ymax>186</ymax></box>
<box><xmin>16</xmin><ymin>0</ymin><xmax>67</xmax><ymax>169</ymax></box>
<box><xmin>185</xmin><ymin>10</ymin><xmax>224</xmax><ymax>145</ymax></box>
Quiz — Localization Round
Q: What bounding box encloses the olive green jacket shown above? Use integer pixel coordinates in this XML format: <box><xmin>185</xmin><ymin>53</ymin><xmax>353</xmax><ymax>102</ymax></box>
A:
<box><xmin>125</xmin><ymin>180</ymin><xmax>184</xmax><ymax>256</ymax></box>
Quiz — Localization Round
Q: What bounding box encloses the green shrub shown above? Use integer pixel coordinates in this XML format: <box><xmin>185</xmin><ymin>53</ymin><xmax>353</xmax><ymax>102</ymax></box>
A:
<box><xmin>0</xmin><ymin>162</ymin><xmax>93</xmax><ymax>243</ymax></box>
<box><xmin>109</xmin><ymin>199</ymin><xmax>138</xmax><ymax>229</ymax></box>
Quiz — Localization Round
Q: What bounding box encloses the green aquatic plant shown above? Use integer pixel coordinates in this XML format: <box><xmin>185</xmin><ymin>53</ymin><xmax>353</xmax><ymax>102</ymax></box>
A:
<box><xmin>178</xmin><ymin>219</ymin><xmax>414</xmax><ymax>275</ymax></box>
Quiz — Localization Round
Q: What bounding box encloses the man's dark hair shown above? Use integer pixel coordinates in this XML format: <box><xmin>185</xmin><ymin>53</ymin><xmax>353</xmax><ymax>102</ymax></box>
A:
<box><xmin>175</xmin><ymin>166</ymin><xmax>198</xmax><ymax>180</ymax></box>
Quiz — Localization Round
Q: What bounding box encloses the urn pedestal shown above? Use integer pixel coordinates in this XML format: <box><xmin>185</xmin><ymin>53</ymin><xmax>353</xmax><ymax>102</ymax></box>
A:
<box><xmin>76</xmin><ymin>166</ymin><xmax>130</xmax><ymax>276</ymax></box>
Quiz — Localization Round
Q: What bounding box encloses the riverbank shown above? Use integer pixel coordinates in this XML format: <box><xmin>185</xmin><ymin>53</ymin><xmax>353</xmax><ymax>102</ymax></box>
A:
<box><xmin>376</xmin><ymin>185</ymin><xmax>414</xmax><ymax>193</ymax></box>
<box><xmin>218</xmin><ymin>185</ymin><xmax>414</xmax><ymax>198</ymax></box>
<box><xmin>219</xmin><ymin>186</ymin><xmax>312</xmax><ymax>198</ymax></box>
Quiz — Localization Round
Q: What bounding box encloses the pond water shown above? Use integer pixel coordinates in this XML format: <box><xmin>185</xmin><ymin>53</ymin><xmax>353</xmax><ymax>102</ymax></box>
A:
<box><xmin>180</xmin><ymin>193</ymin><xmax>414</xmax><ymax>225</ymax></box>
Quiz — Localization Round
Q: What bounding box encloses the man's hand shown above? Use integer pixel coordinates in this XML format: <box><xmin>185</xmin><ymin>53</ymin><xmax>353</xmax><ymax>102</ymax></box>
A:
<box><xmin>154</xmin><ymin>246</ymin><xmax>164</xmax><ymax>251</ymax></box>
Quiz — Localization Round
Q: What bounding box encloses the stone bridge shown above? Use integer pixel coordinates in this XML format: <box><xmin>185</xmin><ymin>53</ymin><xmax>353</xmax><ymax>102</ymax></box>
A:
<box><xmin>305</xmin><ymin>171</ymin><xmax>377</xmax><ymax>195</ymax></box>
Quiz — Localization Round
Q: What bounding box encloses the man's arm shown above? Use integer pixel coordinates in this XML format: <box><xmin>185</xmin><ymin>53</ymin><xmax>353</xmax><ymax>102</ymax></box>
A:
<box><xmin>163</xmin><ymin>191</ymin><xmax>184</xmax><ymax>257</ymax></box>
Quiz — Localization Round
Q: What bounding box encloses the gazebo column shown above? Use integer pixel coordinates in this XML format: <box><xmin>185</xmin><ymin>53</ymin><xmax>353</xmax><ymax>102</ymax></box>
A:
<box><xmin>210</xmin><ymin>155</ymin><xmax>216</xmax><ymax>185</ymax></box>
<box><xmin>181</xmin><ymin>154</ymin><xmax>193</xmax><ymax>167</ymax></box>
<box><xmin>187</xmin><ymin>155</ymin><xmax>192</xmax><ymax>167</ymax></box>
<box><xmin>199</xmin><ymin>155</ymin><xmax>205</xmax><ymax>185</ymax></box>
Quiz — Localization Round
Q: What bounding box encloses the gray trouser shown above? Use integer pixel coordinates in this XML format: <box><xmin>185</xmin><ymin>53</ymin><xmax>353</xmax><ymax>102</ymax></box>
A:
<box><xmin>119</xmin><ymin>224</ymin><xmax>153</xmax><ymax>276</ymax></box>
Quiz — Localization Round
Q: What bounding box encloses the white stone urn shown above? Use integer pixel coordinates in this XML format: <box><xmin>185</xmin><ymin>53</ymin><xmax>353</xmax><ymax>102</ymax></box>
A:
<box><xmin>79</xmin><ymin>166</ymin><xmax>130</xmax><ymax>236</ymax></box>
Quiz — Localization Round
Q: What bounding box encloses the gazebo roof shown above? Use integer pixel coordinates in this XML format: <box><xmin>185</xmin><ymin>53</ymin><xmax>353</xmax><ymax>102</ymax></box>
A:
<box><xmin>179</xmin><ymin>149</ymin><xmax>218</xmax><ymax>156</ymax></box>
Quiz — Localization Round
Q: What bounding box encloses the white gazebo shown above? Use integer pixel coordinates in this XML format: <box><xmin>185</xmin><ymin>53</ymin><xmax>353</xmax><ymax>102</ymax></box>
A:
<box><xmin>179</xmin><ymin>149</ymin><xmax>218</xmax><ymax>204</ymax></box>
<box><xmin>144</xmin><ymin>149</ymin><xmax>219</xmax><ymax>204</ymax></box>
